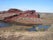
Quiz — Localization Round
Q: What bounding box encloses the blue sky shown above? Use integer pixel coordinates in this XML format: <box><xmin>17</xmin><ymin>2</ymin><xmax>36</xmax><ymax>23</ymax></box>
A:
<box><xmin>0</xmin><ymin>0</ymin><xmax>53</xmax><ymax>13</ymax></box>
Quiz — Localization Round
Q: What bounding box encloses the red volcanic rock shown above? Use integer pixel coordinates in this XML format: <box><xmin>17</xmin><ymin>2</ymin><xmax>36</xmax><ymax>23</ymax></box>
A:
<box><xmin>0</xmin><ymin>8</ymin><xmax>22</xmax><ymax>14</ymax></box>
<box><xmin>23</xmin><ymin>10</ymin><xmax>39</xmax><ymax>18</ymax></box>
<box><xmin>24</xmin><ymin>10</ymin><xmax>35</xmax><ymax>13</ymax></box>
<box><xmin>0</xmin><ymin>8</ymin><xmax>41</xmax><ymax>24</ymax></box>
<box><xmin>8</xmin><ymin>8</ymin><xmax>22</xmax><ymax>13</ymax></box>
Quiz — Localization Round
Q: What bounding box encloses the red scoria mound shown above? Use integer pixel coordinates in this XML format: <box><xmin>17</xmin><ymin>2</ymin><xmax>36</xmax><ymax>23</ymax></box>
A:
<box><xmin>0</xmin><ymin>8</ymin><xmax>42</xmax><ymax>25</ymax></box>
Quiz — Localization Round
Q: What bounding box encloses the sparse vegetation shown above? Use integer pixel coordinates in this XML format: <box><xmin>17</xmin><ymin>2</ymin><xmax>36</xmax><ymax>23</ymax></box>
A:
<box><xmin>0</xmin><ymin>32</ymin><xmax>53</xmax><ymax>40</ymax></box>
<box><xmin>48</xmin><ymin>24</ymin><xmax>53</xmax><ymax>32</ymax></box>
<box><xmin>0</xmin><ymin>12</ymin><xmax>53</xmax><ymax>40</ymax></box>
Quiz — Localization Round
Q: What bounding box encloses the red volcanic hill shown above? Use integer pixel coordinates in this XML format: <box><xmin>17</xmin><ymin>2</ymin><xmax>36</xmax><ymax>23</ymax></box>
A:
<box><xmin>0</xmin><ymin>9</ymin><xmax>42</xmax><ymax>25</ymax></box>
<box><xmin>8</xmin><ymin>8</ymin><xmax>22</xmax><ymax>13</ymax></box>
